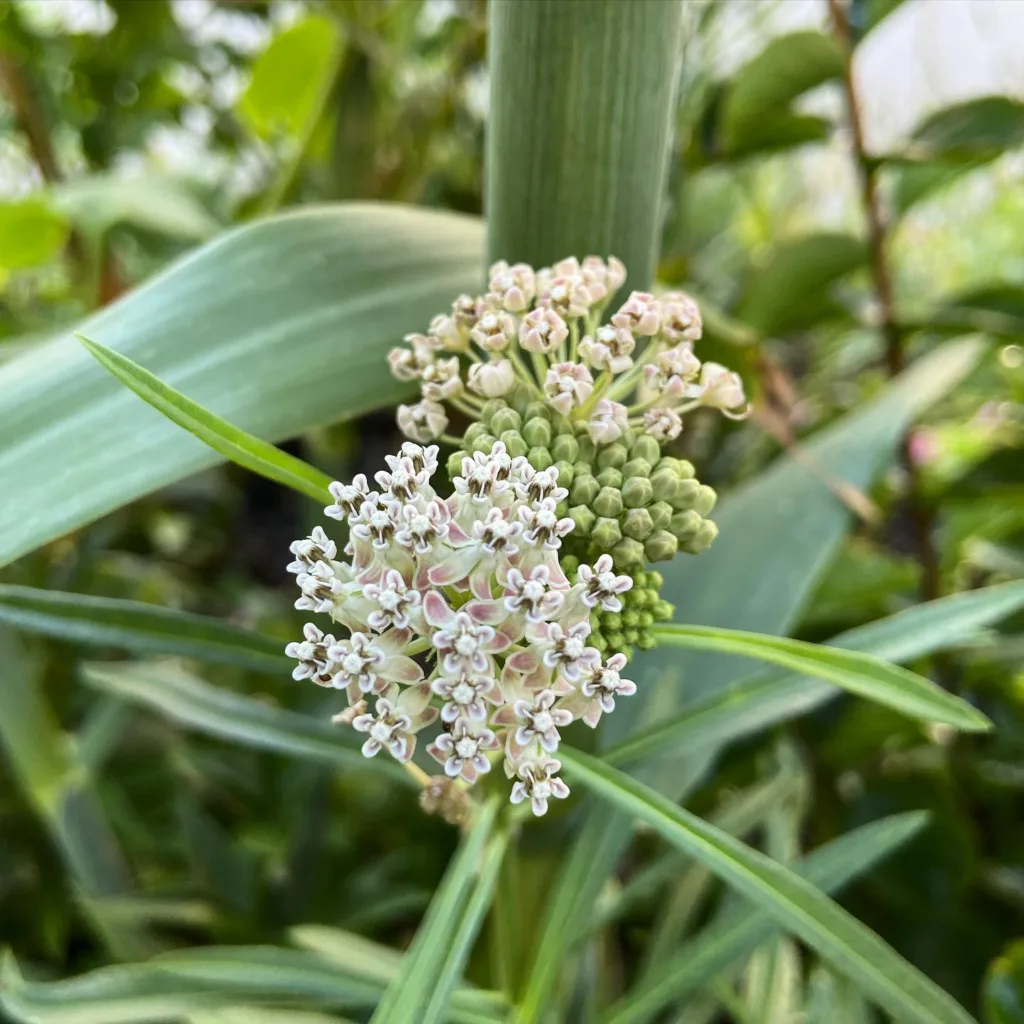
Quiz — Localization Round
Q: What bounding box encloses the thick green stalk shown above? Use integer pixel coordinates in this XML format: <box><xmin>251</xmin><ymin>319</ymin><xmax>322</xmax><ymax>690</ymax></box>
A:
<box><xmin>486</xmin><ymin>0</ymin><xmax>684</xmax><ymax>291</ymax></box>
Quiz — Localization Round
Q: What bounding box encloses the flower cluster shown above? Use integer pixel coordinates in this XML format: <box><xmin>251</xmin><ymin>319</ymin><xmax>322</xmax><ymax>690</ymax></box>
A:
<box><xmin>285</xmin><ymin>441</ymin><xmax>639</xmax><ymax>816</ymax></box>
<box><xmin>388</xmin><ymin>255</ymin><xmax>749</xmax><ymax>448</ymax></box>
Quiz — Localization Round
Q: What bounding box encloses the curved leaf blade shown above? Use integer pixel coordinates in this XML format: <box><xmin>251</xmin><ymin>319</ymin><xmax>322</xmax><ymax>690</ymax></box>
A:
<box><xmin>0</xmin><ymin>584</ymin><xmax>289</xmax><ymax>673</ymax></box>
<box><xmin>561</xmin><ymin>748</ymin><xmax>977</xmax><ymax>1024</ymax></box>
<box><xmin>0</xmin><ymin>203</ymin><xmax>484</xmax><ymax>569</ymax></box>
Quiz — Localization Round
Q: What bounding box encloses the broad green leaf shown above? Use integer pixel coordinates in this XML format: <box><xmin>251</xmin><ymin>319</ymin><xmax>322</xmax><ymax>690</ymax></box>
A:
<box><xmin>240</xmin><ymin>16</ymin><xmax>345</xmax><ymax>141</ymax></box>
<box><xmin>721</xmin><ymin>32</ymin><xmax>843</xmax><ymax>154</ymax></box>
<box><xmin>80</xmin><ymin>661</ymin><xmax>413</xmax><ymax>786</ymax></box>
<box><xmin>736</xmin><ymin>233</ymin><xmax>867</xmax><ymax>336</ymax></box>
<box><xmin>910</xmin><ymin>96</ymin><xmax>1024</xmax><ymax>158</ymax></box>
<box><xmin>371</xmin><ymin>798</ymin><xmax>501</xmax><ymax>1024</ymax></box>
<box><xmin>984</xmin><ymin>940</ymin><xmax>1024</xmax><ymax>1024</ymax></box>
<box><xmin>0</xmin><ymin>584</ymin><xmax>289</xmax><ymax>673</ymax></box>
<box><xmin>562</xmin><ymin>749</ymin><xmax>976</xmax><ymax>1024</ymax></box>
<box><xmin>0</xmin><ymin>204</ymin><xmax>483</xmax><ymax>569</ymax></box>
<box><xmin>649</xmin><ymin>624</ymin><xmax>990</xmax><ymax>732</ymax></box>
<box><xmin>606</xmin><ymin>812</ymin><xmax>928</xmax><ymax>1024</ymax></box>
<box><xmin>613</xmin><ymin>580</ymin><xmax>1024</xmax><ymax>765</ymax></box>
<box><xmin>79</xmin><ymin>336</ymin><xmax>334</xmax><ymax>502</ymax></box>
<box><xmin>487</xmin><ymin>0</ymin><xmax>682</xmax><ymax>290</ymax></box>
<box><xmin>0</xmin><ymin>198</ymin><xmax>70</xmax><ymax>269</ymax></box>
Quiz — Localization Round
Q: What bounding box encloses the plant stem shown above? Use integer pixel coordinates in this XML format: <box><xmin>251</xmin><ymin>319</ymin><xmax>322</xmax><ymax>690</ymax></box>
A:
<box><xmin>828</xmin><ymin>0</ymin><xmax>941</xmax><ymax>602</ymax></box>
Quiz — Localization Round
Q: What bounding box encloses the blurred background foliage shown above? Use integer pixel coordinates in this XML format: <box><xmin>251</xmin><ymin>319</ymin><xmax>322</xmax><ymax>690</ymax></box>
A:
<box><xmin>0</xmin><ymin>0</ymin><xmax>1022</xmax><ymax>1021</ymax></box>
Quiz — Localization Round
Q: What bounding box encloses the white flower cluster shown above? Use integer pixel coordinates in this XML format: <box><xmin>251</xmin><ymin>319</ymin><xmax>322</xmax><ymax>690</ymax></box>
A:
<box><xmin>388</xmin><ymin>256</ymin><xmax>749</xmax><ymax>445</ymax></box>
<box><xmin>285</xmin><ymin>441</ymin><xmax>637</xmax><ymax>816</ymax></box>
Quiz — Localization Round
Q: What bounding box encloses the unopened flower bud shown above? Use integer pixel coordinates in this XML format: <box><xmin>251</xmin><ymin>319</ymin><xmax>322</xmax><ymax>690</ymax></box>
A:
<box><xmin>622</xmin><ymin>476</ymin><xmax>654</xmax><ymax>509</ymax></box>
<box><xmin>464</xmin><ymin>422</ymin><xmax>487</xmax><ymax>444</ymax></box>
<box><xmin>448</xmin><ymin>449</ymin><xmax>468</xmax><ymax>477</ymax></box>
<box><xmin>570</xmin><ymin>474</ymin><xmax>600</xmax><ymax>506</ymax></box>
<box><xmin>621</xmin><ymin>609</ymin><xmax>640</xmax><ymax>629</ymax></box>
<box><xmin>698</xmin><ymin>362</ymin><xmax>749</xmax><ymax>418</ymax></box>
<box><xmin>470</xmin><ymin>432</ymin><xmax>498</xmax><ymax>454</ymax></box>
<box><xmin>499</xmin><ymin>430</ymin><xmax>529</xmax><ymax>459</ymax></box>
<box><xmin>670</xmin><ymin>509</ymin><xmax>703</xmax><ymax>541</ymax></box>
<box><xmin>645</xmin><ymin>529</ymin><xmax>678</xmax><ymax>562</ymax></box>
<box><xmin>467</xmin><ymin>359</ymin><xmax>515</xmax><ymax>398</ymax></box>
<box><xmin>612</xmin><ymin>290</ymin><xmax>661</xmax><ymax>336</ymax></box>
<box><xmin>592</xmin><ymin>517</ymin><xmax>622</xmax><ymax>549</ymax></box>
<box><xmin>643</xmin><ymin>407</ymin><xmax>683</xmax><ymax>441</ymax></box>
<box><xmin>471</xmin><ymin>310</ymin><xmax>517</xmax><ymax>352</ymax></box>
<box><xmin>529</xmin><ymin>446</ymin><xmax>553</xmax><ymax>471</ymax></box>
<box><xmin>569</xmin><ymin>505</ymin><xmax>596</xmax><ymax>536</ymax></box>
<box><xmin>653</xmin><ymin>599</ymin><xmax>674</xmax><ymax>620</ymax></box>
<box><xmin>491</xmin><ymin>407</ymin><xmax>522</xmax><ymax>436</ymax></box>
<box><xmin>693</xmin><ymin>484</ymin><xmax>717</xmax><ymax>517</ymax></box>
<box><xmin>647</xmin><ymin>503</ymin><xmax>672</xmax><ymax>534</ymax></box>
<box><xmin>650</xmin><ymin>471</ymin><xmax>679</xmax><ymax>503</ymax></box>
<box><xmin>544</xmin><ymin>362</ymin><xmax>594</xmax><ymax>415</ymax></box>
<box><xmin>672</xmin><ymin>478</ymin><xmax>702</xmax><ymax>509</ymax></box>
<box><xmin>579</xmin><ymin>325</ymin><xmax>635</xmax><ymax>374</ymax></box>
<box><xmin>682</xmin><ymin>519</ymin><xmax>718</xmax><ymax>554</ymax></box>
<box><xmin>561</xmin><ymin>554</ymin><xmax>580</xmax><ymax>578</ymax></box>
<box><xmin>488</xmin><ymin>260</ymin><xmax>536</xmax><ymax>312</ymax></box>
<box><xmin>593</xmin><ymin>486</ymin><xmax>624</xmax><ymax>519</ymax></box>
<box><xmin>602</xmin><ymin>611</ymin><xmax>622</xmax><ymax>631</ymax></box>
<box><xmin>636</xmin><ymin>630</ymin><xmax>656</xmax><ymax>650</ymax></box>
<box><xmin>622</xmin><ymin>458</ymin><xmax>651</xmax><ymax>480</ymax></box>
<box><xmin>638</xmin><ymin>610</ymin><xmax>654</xmax><ymax>628</ymax></box>
<box><xmin>521</xmin><ymin>307</ymin><xmax>569</xmax><ymax>353</ymax></box>
<box><xmin>661</xmin><ymin>291</ymin><xmax>703</xmax><ymax>343</ymax></box>
<box><xmin>597</xmin><ymin>444</ymin><xmax>628</xmax><ymax>470</ymax></box>
<box><xmin>551</xmin><ymin>433</ymin><xmax>580</xmax><ymax>464</ymax></box>
<box><xmin>586</xmin><ymin>399</ymin><xmax>629</xmax><ymax>444</ymax></box>
<box><xmin>611</xmin><ymin>538</ymin><xmax>645</xmax><ymax>568</ymax></box>
<box><xmin>523</xmin><ymin>417</ymin><xmax>553</xmax><ymax>448</ymax></box>
<box><xmin>397</xmin><ymin>399</ymin><xmax>448</xmax><ymax>442</ymax></box>
<box><xmin>622</xmin><ymin>507</ymin><xmax>654</xmax><ymax>541</ymax></box>
<box><xmin>480</xmin><ymin>399</ymin><xmax>507</xmax><ymax>426</ymax></box>
<box><xmin>524</xmin><ymin>401</ymin><xmax>551</xmax><ymax>423</ymax></box>
<box><xmin>630</xmin><ymin>435</ymin><xmax>661</xmax><ymax>465</ymax></box>
<box><xmin>554</xmin><ymin>460</ymin><xmax>575</xmax><ymax>486</ymax></box>
<box><xmin>596</xmin><ymin>466</ymin><xmax>623</xmax><ymax>490</ymax></box>
<box><xmin>677</xmin><ymin>459</ymin><xmax>696</xmax><ymax>480</ymax></box>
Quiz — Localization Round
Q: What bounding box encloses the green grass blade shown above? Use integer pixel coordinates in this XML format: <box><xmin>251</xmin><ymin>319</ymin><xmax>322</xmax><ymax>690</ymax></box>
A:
<box><xmin>78</xmin><ymin>335</ymin><xmax>333</xmax><ymax>502</ymax></box>
<box><xmin>0</xmin><ymin>584</ymin><xmax>289</xmax><ymax>673</ymax></box>
<box><xmin>649</xmin><ymin>624</ymin><xmax>990</xmax><ymax>732</ymax></box>
<box><xmin>561</xmin><ymin>748</ymin><xmax>977</xmax><ymax>1024</ymax></box>
<box><xmin>370</xmin><ymin>797</ymin><xmax>501</xmax><ymax>1024</ymax></box>
<box><xmin>80</xmin><ymin>661</ymin><xmax>412</xmax><ymax>786</ymax></box>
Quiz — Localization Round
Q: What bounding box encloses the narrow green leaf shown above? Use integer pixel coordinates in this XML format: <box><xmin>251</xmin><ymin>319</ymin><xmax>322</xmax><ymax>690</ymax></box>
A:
<box><xmin>650</xmin><ymin>623</ymin><xmax>990</xmax><ymax>732</ymax></box>
<box><xmin>562</xmin><ymin>748</ymin><xmax>976</xmax><ymax>1024</ymax></box>
<box><xmin>605</xmin><ymin>813</ymin><xmax>927</xmax><ymax>1024</ymax></box>
<box><xmin>486</xmin><ymin>0</ymin><xmax>683</xmax><ymax>291</ymax></box>
<box><xmin>371</xmin><ymin>797</ymin><xmax>500</xmax><ymax>1024</ymax></box>
<box><xmin>80</xmin><ymin>661</ymin><xmax>413</xmax><ymax>787</ymax></box>
<box><xmin>0</xmin><ymin>584</ymin><xmax>289</xmax><ymax>673</ymax></box>
<box><xmin>78</xmin><ymin>336</ymin><xmax>333</xmax><ymax>502</ymax></box>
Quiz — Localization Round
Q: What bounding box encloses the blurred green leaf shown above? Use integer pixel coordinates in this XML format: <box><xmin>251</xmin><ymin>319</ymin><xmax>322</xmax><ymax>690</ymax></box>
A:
<box><xmin>911</xmin><ymin>97</ymin><xmax>1024</xmax><ymax>159</ymax></box>
<box><xmin>562</xmin><ymin>748</ymin><xmax>976</xmax><ymax>1024</ymax></box>
<box><xmin>178</xmin><ymin>797</ymin><xmax>259</xmax><ymax>915</ymax></box>
<box><xmin>240</xmin><ymin>16</ymin><xmax>345</xmax><ymax>141</ymax></box>
<box><xmin>860</xmin><ymin>0</ymin><xmax>906</xmax><ymax>33</ymax></box>
<box><xmin>605</xmin><ymin>812</ymin><xmax>928</xmax><ymax>1024</ymax></box>
<box><xmin>190</xmin><ymin>1010</ymin><xmax>353</xmax><ymax>1024</ymax></box>
<box><xmin>0</xmin><ymin>204</ymin><xmax>483</xmax><ymax>569</ymax></box>
<box><xmin>0</xmin><ymin>584</ymin><xmax>288</xmax><ymax>673</ymax></box>
<box><xmin>650</xmin><ymin>623</ymin><xmax>990</xmax><ymax>731</ymax></box>
<box><xmin>80</xmin><ymin>661</ymin><xmax>413</xmax><ymax>786</ymax></box>
<box><xmin>79</xmin><ymin>335</ymin><xmax>334</xmax><ymax>502</ymax></box>
<box><xmin>805</xmin><ymin>966</ymin><xmax>874</xmax><ymax>1024</ymax></box>
<box><xmin>984</xmin><ymin>941</ymin><xmax>1024</xmax><ymax>1024</ymax></box>
<box><xmin>0</xmin><ymin>198</ymin><xmax>70</xmax><ymax>270</ymax></box>
<box><xmin>736</xmin><ymin>233</ymin><xmax>867</xmax><ymax>335</ymax></box>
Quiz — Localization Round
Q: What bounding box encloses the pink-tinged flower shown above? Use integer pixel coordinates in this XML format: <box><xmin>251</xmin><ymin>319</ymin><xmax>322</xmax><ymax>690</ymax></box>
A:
<box><xmin>420</xmin><ymin>356</ymin><xmax>463</xmax><ymax>401</ymax></box>
<box><xmin>325</xmin><ymin>475</ymin><xmax>375</xmax><ymax>521</ymax></box>
<box><xmin>514</xmin><ymin>463</ymin><xmax>568</xmax><ymax>505</ymax></box>
<box><xmin>431</xmin><ymin>674</ymin><xmax>498</xmax><ymax>723</ymax></box>
<box><xmin>585</xmin><ymin>399</ymin><xmax>629</xmax><ymax>444</ymax></box>
<box><xmin>362</xmin><ymin>568</ymin><xmax>422</xmax><ymax>631</ymax></box>
<box><xmin>393</xmin><ymin>499</ymin><xmax>451</xmax><ymax>554</ymax></box>
<box><xmin>426</xmin><ymin>592</ymin><xmax>510</xmax><ymax>676</ymax></box>
<box><xmin>579</xmin><ymin>324</ymin><xmax>635</xmax><ymax>373</ymax></box>
<box><xmin>428</xmin><ymin>719</ymin><xmax>500</xmax><ymax>782</ymax></box>
<box><xmin>520</xmin><ymin>308</ymin><xmax>569</xmax><ymax>353</ymax></box>
<box><xmin>352</xmin><ymin>682</ymin><xmax>436</xmax><ymax>762</ymax></box>
<box><xmin>519</xmin><ymin>497</ymin><xmax>575</xmax><ymax>550</ymax></box>
<box><xmin>349</xmin><ymin>497</ymin><xmax>398</xmax><ymax>549</ymax></box>
<box><xmin>611</xmin><ymin>290</ymin><xmax>661</xmax><ymax>336</ymax></box>
<box><xmin>543</xmin><ymin>361</ymin><xmax>593</xmax><ymax>415</ymax></box>
<box><xmin>467</xmin><ymin>359</ymin><xmax>515</xmax><ymax>398</ymax></box>
<box><xmin>387</xmin><ymin>335</ymin><xmax>436</xmax><ymax>381</ymax></box>
<box><xmin>512</xmin><ymin>689</ymin><xmax>573</xmax><ymax>753</ymax></box>
<box><xmin>535</xmin><ymin>620</ymin><xmax>601</xmax><ymax>681</ymax></box>
<box><xmin>470</xmin><ymin>310</ymin><xmax>517</xmax><ymax>352</ymax></box>
<box><xmin>488</xmin><ymin>260</ymin><xmax>536</xmax><ymax>312</ymax></box>
<box><xmin>502</xmin><ymin>564</ymin><xmax>566</xmax><ymax>622</ymax></box>
<box><xmin>698</xmin><ymin>362</ymin><xmax>749</xmax><ymax>418</ymax></box>
<box><xmin>473</xmin><ymin>507</ymin><xmax>523</xmax><ymax>557</ymax></box>
<box><xmin>657</xmin><ymin>343</ymin><xmax>700</xmax><ymax>380</ymax></box>
<box><xmin>510</xmin><ymin>756</ymin><xmax>570</xmax><ymax>816</ymax></box>
<box><xmin>397</xmin><ymin>399</ymin><xmax>448</xmax><ymax>442</ymax></box>
<box><xmin>537</xmin><ymin>268</ymin><xmax>592</xmax><ymax>318</ymax></box>
<box><xmin>285</xmin><ymin>622</ymin><xmax>338</xmax><ymax>685</ymax></box>
<box><xmin>580</xmin><ymin>254</ymin><xmax>627</xmax><ymax>297</ymax></box>
<box><xmin>571</xmin><ymin>654</ymin><xmax>637</xmax><ymax>727</ymax></box>
<box><xmin>327</xmin><ymin>629</ymin><xmax>423</xmax><ymax>698</ymax></box>
<box><xmin>660</xmin><ymin>291</ymin><xmax>702</xmax><ymax>343</ymax></box>
<box><xmin>286</xmin><ymin>526</ymin><xmax>337</xmax><ymax>574</ymax></box>
<box><xmin>643</xmin><ymin>407</ymin><xmax>683</xmax><ymax>441</ymax></box>
<box><xmin>642</xmin><ymin>363</ymin><xmax>692</xmax><ymax>401</ymax></box>
<box><xmin>576</xmin><ymin>554</ymin><xmax>633</xmax><ymax>612</ymax></box>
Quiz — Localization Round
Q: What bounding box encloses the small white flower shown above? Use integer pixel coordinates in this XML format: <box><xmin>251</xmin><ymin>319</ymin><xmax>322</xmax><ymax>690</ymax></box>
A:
<box><xmin>295</xmin><ymin>562</ymin><xmax>344</xmax><ymax>614</ymax></box>
<box><xmin>392</xmin><ymin>442</ymin><xmax>439</xmax><ymax>477</ymax></box>
<box><xmin>510</xmin><ymin>756</ymin><xmax>570</xmax><ymax>816</ymax></box>
<box><xmin>363</xmin><ymin>568</ymin><xmax>421</xmax><ymax>631</ymax></box>
<box><xmin>349</xmin><ymin>497</ymin><xmax>398</xmax><ymax>549</ymax></box>
<box><xmin>432</xmin><ymin>611</ymin><xmax>497</xmax><ymax>677</ymax></box>
<box><xmin>585</xmin><ymin>399</ymin><xmax>629</xmax><ymax>444</ymax></box>
<box><xmin>538</xmin><ymin>621</ymin><xmax>600</xmax><ymax>681</ymax></box>
<box><xmin>421</xmin><ymin>356</ymin><xmax>463</xmax><ymax>401</ymax></box>
<box><xmin>432</xmin><ymin>674</ymin><xmax>497</xmax><ymax>723</ymax></box>
<box><xmin>467</xmin><ymin>359</ymin><xmax>515</xmax><ymax>398</ymax></box>
<box><xmin>576</xmin><ymin>554</ymin><xmax>633</xmax><ymax>612</ymax></box>
<box><xmin>286</xmin><ymin>526</ymin><xmax>337</xmax><ymax>574</ymax></box>
<box><xmin>473</xmin><ymin>507</ymin><xmax>523</xmax><ymax>556</ymax></box>
<box><xmin>519</xmin><ymin>497</ymin><xmax>575</xmax><ymax>550</ymax></box>
<box><xmin>537</xmin><ymin>270</ymin><xmax>592</xmax><ymax>318</ymax></box>
<box><xmin>513</xmin><ymin>689</ymin><xmax>573</xmax><ymax>753</ymax></box>
<box><xmin>470</xmin><ymin>311</ymin><xmax>517</xmax><ymax>353</ymax></box>
<box><xmin>326</xmin><ymin>632</ymin><xmax>386</xmax><ymax>694</ymax></box>
<box><xmin>642</xmin><ymin>363</ymin><xmax>691</xmax><ymax>401</ymax></box>
<box><xmin>503</xmin><ymin>564</ymin><xmax>565</xmax><ymax>622</ymax></box>
<box><xmin>397</xmin><ymin>399</ymin><xmax>448</xmax><ymax>442</ymax></box>
<box><xmin>581</xmin><ymin>254</ymin><xmax>626</xmax><ymax>297</ymax></box>
<box><xmin>612</xmin><ymin>290</ymin><xmax>661</xmax><ymax>336</ymax></box>
<box><xmin>325</xmin><ymin>475</ymin><xmax>375</xmax><ymax>521</ymax></box>
<box><xmin>285</xmin><ymin>622</ymin><xmax>337</xmax><ymax>685</ymax></box>
<box><xmin>643</xmin><ymin>406</ymin><xmax>683</xmax><ymax>441</ymax></box>
<box><xmin>428</xmin><ymin>719</ymin><xmax>500</xmax><ymax>782</ymax></box>
<box><xmin>515</xmin><ymin>463</ymin><xmax>568</xmax><ymax>505</ymax></box>
<box><xmin>352</xmin><ymin>696</ymin><xmax>414</xmax><ymax>761</ymax></box>
<box><xmin>487</xmin><ymin>260</ymin><xmax>536</xmax><ymax>312</ymax></box>
<box><xmin>579</xmin><ymin>324</ymin><xmax>635</xmax><ymax>374</ymax></box>
<box><xmin>698</xmin><ymin>362</ymin><xmax>749</xmax><ymax>418</ymax></box>
<box><xmin>660</xmin><ymin>291</ymin><xmax>702</xmax><ymax>343</ymax></box>
<box><xmin>428</xmin><ymin>312</ymin><xmax>467</xmax><ymax>352</ymax></box>
<box><xmin>375</xmin><ymin>456</ymin><xmax>428</xmax><ymax>503</ymax></box>
<box><xmin>393</xmin><ymin>499</ymin><xmax>451</xmax><ymax>554</ymax></box>
<box><xmin>543</xmin><ymin>361</ymin><xmax>593</xmax><ymax>416</ymax></box>
<box><xmin>453</xmin><ymin>445</ymin><xmax>514</xmax><ymax>505</ymax></box>
<box><xmin>657</xmin><ymin>343</ymin><xmax>701</xmax><ymax>380</ymax></box>
<box><xmin>520</xmin><ymin>308</ymin><xmax>569</xmax><ymax>354</ymax></box>
<box><xmin>581</xmin><ymin>654</ymin><xmax>636</xmax><ymax>712</ymax></box>
<box><xmin>387</xmin><ymin>335</ymin><xmax>436</xmax><ymax>381</ymax></box>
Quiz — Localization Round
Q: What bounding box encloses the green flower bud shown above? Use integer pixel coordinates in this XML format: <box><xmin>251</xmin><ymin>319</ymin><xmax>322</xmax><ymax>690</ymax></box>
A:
<box><xmin>601</xmin><ymin>611</ymin><xmax>623</xmax><ymax>631</ymax></box>
<box><xmin>464</xmin><ymin>422</ymin><xmax>487</xmax><ymax>444</ymax></box>
<box><xmin>561</xmin><ymin>554</ymin><xmax>580</xmax><ymax>579</ymax></box>
<box><xmin>555</xmin><ymin>501</ymin><xmax>569</xmax><ymax>519</ymax></box>
<box><xmin>500</xmin><ymin>430</ymin><xmax>529</xmax><ymax>458</ymax></box>
<box><xmin>623</xmin><ymin>627</ymin><xmax>639</xmax><ymax>645</ymax></box>
<box><xmin>470</xmin><ymin>433</ymin><xmax>497</xmax><ymax>455</ymax></box>
<box><xmin>622</xmin><ymin>458</ymin><xmax>652</xmax><ymax>480</ymax></box>
<box><xmin>619</xmin><ymin>643</ymin><xmax>635</xmax><ymax>661</ymax></box>
<box><xmin>611</xmin><ymin>537</ymin><xmax>645</xmax><ymax>568</ymax></box>
<box><xmin>677</xmin><ymin>459</ymin><xmax>696</xmax><ymax>480</ymax></box>
<box><xmin>637</xmin><ymin>630</ymin><xmax>656</xmax><ymax>650</ymax></box>
<box><xmin>594</xmin><ymin>486</ymin><xmax>624</xmax><ymax>519</ymax></box>
<box><xmin>672</xmin><ymin>479</ymin><xmax>702</xmax><ymax>509</ymax></box>
<box><xmin>447</xmin><ymin>450</ymin><xmax>469</xmax><ymax>477</ymax></box>
<box><xmin>655</xmin><ymin>456</ymin><xmax>683</xmax><ymax>476</ymax></box>
<box><xmin>670</xmin><ymin>509</ymin><xmax>703</xmax><ymax>541</ymax></box>
<box><xmin>630</xmin><ymin>435</ymin><xmax>661</xmax><ymax>464</ymax></box>
<box><xmin>653</xmin><ymin>599</ymin><xmax>674</xmax><ymax>620</ymax></box>
<box><xmin>648</xmin><ymin>570</ymin><xmax>664</xmax><ymax>588</ymax></box>
<box><xmin>645</xmin><ymin>529</ymin><xmax>679</xmax><ymax>562</ymax></box>
<box><xmin>622</xmin><ymin>476</ymin><xmax>654</xmax><ymax>509</ymax></box>
<box><xmin>576</xmin><ymin>434</ymin><xmax>597</xmax><ymax>463</ymax></box>
<box><xmin>650</xmin><ymin>471</ymin><xmax>678</xmax><ymax>503</ymax></box>
<box><xmin>529</xmin><ymin>446</ymin><xmax>553</xmax><ymax>471</ymax></box>
<box><xmin>491</xmin><ymin>407</ymin><xmax>522</xmax><ymax>436</ymax></box>
<box><xmin>592</xmin><ymin>516</ymin><xmax>622</xmax><ymax>549</ymax></box>
<box><xmin>552</xmin><ymin>433</ymin><xmax>580</xmax><ymax>464</ymax></box>
<box><xmin>642</xmin><ymin>586</ymin><xmax>659</xmax><ymax>607</ymax></box>
<box><xmin>649</xmin><ymin>500</ymin><xmax>673</xmax><ymax>530</ymax></box>
<box><xmin>596</xmin><ymin>466</ymin><xmax>623</xmax><ymax>489</ymax></box>
<box><xmin>509</xmin><ymin>383</ymin><xmax>533</xmax><ymax>415</ymax></box>
<box><xmin>591</xmin><ymin>631</ymin><xmax>608</xmax><ymax>653</ymax></box>
<box><xmin>605</xmin><ymin>629</ymin><xmax>625</xmax><ymax>651</ymax></box>
<box><xmin>621</xmin><ymin>609</ymin><xmax>640</xmax><ymax>629</ymax></box>
<box><xmin>682</xmin><ymin>519</ymin><xmax>718</xmax><ymax>554</ymax></box>
<box><xmin>597</xmin><ymin>443</ymin><xmax>628</xmax><ymax>470</ymax></box>
<box><xmin>554</xmin><ymin>460</ymin><xmax>575</xmax><ymax>487</ymax></box>
<box><xmin>523</xmin><ymin>416</ymin><xmax>552</xmax><ymax>448</ymax></box>
<box><xmin>693</xmin><ymin>484</ymin><xmax>717</xmax><ymax>517</ymax></box>
<box><xmin>523</xmin><ymin>401</ymin><xmax>551</xmax><ymax>423</ymax></box>
<box><xmin>621</xmin><ymin>428</ymin><xmax>637</xmax><ymax>449</ymax></box>
<box><xmin>480</xmin><ymin>399</ymin><xmax>507</xmax><ymax>426</ymax></box>
<box><xmin>570</xmin><ymin>474</ymin><xmax>600</xmax><ymax>507</ymax></box>
<box><xmin>621</xmin><ymin>507</ymin><xmax>654</xmax><ymax>541</ymax></box>
<box><xmin>551</xmin><ymin>414</ymin><xmax>573</xmax><ymax>435</ymax></box>
<box><xmin>573</xmin><ymin>461</ymin><xmax>592</xmax><ymax>478</ymax></box>
<box><xmin>638</xmin><ymin>610</ymin><xmax>654</xmax><ymax>628</ymax></box>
